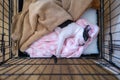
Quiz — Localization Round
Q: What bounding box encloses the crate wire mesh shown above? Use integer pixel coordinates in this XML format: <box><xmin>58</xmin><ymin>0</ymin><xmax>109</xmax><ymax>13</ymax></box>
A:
<box><xmin>0</xmin><ymin>0</ymin><xmax>120</xmax><ymax>80</ymax></box>
<box><xmin>101</xmin><ymin>0</ymin><xmax>120</xmax><ymax>69</ymax></box>
<box><xmin>0</xmin><ymin>0</ymin><xmax>13</xmax><ymax>63</ymax></box>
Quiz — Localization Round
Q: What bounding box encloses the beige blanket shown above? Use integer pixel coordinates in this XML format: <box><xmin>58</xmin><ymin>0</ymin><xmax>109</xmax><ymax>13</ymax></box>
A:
<box><xmin>11</xmin><ymin>0</ymin><xmax>100</xmax><ymax>52</ymax></box>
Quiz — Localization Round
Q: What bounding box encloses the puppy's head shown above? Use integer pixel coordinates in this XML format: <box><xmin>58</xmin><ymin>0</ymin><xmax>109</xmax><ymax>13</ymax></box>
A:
<box><xmin>75</xmin><ymin>24</ymin><xmax>91</xmax><ymax>46</ymax></box>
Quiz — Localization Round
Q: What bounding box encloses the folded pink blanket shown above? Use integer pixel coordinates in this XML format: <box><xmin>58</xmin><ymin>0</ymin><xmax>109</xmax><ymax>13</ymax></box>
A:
<box><xmin>25</xmin><ymin>19</ymin><xmax>99</xmax><ymax>58</ymax></box>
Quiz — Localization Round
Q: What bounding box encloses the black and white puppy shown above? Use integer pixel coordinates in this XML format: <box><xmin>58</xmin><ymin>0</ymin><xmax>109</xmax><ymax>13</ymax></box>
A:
<box><xmin>56</xmin><ymin>23</ymin><xmax>90</xmax><ymax>57</ymax></box>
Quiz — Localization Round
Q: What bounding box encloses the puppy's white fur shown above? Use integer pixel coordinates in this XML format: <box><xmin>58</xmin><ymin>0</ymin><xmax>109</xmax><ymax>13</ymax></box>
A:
<box><xmin>56</xmin><ymin>23</ymin><xmax>85</xmax><ymax>57</ymax></box>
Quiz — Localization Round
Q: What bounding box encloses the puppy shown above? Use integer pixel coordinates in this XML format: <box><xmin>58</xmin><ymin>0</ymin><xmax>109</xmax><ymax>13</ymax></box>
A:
<box><xmin>56</xmin><ymin>23</ymin><xmax>90</xmax><ymax>57</ymax></box>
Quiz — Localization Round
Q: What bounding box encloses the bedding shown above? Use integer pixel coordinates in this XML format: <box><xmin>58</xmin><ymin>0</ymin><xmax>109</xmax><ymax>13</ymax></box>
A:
<box><xmin>25</xmin><ymin>19</ymin><xmax>99</xmax><ymax>58</ymax></box>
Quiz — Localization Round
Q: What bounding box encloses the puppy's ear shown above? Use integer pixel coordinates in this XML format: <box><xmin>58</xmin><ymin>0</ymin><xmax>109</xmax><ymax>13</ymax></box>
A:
<box><xmin>83</xmin><ymin>25</ymin><xmax>91</xmax><ymax>41</ymax></box>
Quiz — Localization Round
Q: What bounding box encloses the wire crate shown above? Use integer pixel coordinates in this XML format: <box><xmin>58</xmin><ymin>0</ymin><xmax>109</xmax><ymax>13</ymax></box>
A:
<box><xmin>0</xmin><ymin>0</ymin><xmax>120</xmax><ymax>80</ymax></box>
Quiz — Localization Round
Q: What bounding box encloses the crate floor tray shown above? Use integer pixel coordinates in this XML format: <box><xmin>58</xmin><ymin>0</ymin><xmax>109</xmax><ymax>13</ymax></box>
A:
<box><xmin>0</xmin><ymin>58</ymin><xmax>119</xmax><ymax>80</ymax></box>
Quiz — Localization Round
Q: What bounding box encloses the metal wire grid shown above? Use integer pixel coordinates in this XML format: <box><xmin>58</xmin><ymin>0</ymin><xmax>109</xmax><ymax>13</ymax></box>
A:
<box><xmin>0</xmin><ymin>0</ymin><xmax>15</xmax><ymax>64</ymax></box>
<box><xmin>0</xmin><ymin>0</ymin><xmax>120</xmax><ymax>80</ymax></box>
<box><xmin>100</xmin><ymin>0</ymin><xmax>120</xmax><ymax>69</ymax></box>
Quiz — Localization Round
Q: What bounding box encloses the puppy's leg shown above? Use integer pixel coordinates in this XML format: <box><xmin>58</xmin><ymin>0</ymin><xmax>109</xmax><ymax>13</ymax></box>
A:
<box><xmin>74</xmin><ymin>27</ymin><xmax>85</xmax><ymax>46</ymax></box>
<box><xmin>56</xmin><ymin>23</ymin><xmax>78</xmax><ymax>57</ymax></box>
<box><xmin>56</xmin><ymin>29</ymin><xmax>73</xmax><ymax>57</ymax></box>
<box><xmin>74</xmin><ymin>34</ymin><xmax>80</xmax><ymax>46</ymax></box>
<box><xmin>56</xmin><ymin>35</ymin><xmax>65</xmax><ymax>57</ymax></box>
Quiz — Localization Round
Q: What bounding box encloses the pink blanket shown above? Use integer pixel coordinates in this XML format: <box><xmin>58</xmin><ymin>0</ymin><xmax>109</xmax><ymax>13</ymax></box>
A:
<box><xmin>25</xmin><ymin>19</ymin><xmax>99</xmax><ymax>58</ymax></box>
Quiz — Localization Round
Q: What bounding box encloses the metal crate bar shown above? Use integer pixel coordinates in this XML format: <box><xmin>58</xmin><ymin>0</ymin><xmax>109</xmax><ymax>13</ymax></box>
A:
<box><xmin>0</xmin><ymin>0</ymin><xmax>14</xmax><ymax>63</ymax></box>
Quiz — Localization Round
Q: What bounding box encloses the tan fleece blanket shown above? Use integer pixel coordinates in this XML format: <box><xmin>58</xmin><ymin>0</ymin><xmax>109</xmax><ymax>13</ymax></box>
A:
<box><xmin>11</xmin><ymin>0</ymin><xmax>100</xmax><ymax>52</ymax></box>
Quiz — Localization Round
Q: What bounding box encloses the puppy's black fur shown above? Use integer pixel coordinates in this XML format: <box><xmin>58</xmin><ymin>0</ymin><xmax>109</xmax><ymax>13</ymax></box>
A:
<box><xmin>83</xmin><ymin>25</ymin><xmax>91</xmax><ymax>41</ymax></box>
<box><xmin>58</xmin><ymin>20</ymin><xmax>73</xmax><ymax>28</ymax></box>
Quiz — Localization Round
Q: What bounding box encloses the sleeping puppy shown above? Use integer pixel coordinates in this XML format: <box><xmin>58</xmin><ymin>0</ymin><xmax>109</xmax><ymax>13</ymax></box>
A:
<box><xmin>56</xmin><ymin>23</ymin><xmax>90</xmax><ymax>57</ymax></box>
